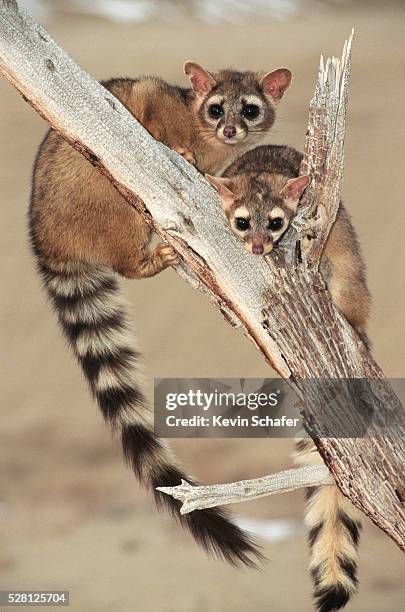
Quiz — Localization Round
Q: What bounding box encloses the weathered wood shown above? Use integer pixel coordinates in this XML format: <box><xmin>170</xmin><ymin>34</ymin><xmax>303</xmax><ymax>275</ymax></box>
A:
<box><xmin>157</xmin><ymin>466</ymin><xmax>334</xmax><ymax>514</ymax></box>
<box><xmin>294</xmin><ymin>35</ymin><xmax>354</xmax><ymax>269</ymax></box>
<box><xmin>0</xmin><ymin>2</ymin><xmax>404</xmax><ymax>551</ymax></box>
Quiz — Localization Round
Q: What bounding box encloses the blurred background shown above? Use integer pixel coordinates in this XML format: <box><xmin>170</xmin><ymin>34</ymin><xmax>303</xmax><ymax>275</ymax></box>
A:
<box><xmin>1</xmin><ymin>1</ymin><xmax>404</xmax><ymax>610</ymax></box>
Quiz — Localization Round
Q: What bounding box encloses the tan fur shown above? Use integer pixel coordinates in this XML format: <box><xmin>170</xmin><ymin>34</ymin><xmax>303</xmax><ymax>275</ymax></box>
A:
<box><xmin>306</xmin><ymin>488</ymin><xmax>358</xmax><ymax>590</ymax></box>
<box><xmin>122</xmin><ymin>78</ymin><xmax>235</xmax><ymax>174</ymax></box>
<box><xmin>321</xmin><ymin>206</ymin><xmax>370</xmax><ymax>340</ymax></box>
<box><xmin>31</xmin><ymin>67</ymin><xmax>289</xmax><ymax>277</ymax></box>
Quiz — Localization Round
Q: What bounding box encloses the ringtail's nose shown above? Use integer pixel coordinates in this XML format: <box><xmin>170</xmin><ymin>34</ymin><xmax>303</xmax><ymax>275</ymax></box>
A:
<box><xmin>251</xmin><ymin>237</ymin><xmax>264</xmax><ymax>255</ymax></box>
<box><xmin>223</xmin><ymin>125</ymin><xmax>237</xmax><ymax>139</ymax></box>
<box><xmin>252</xmin><ymin>244</ymin><xmax>264</xmax><ymax>255</ymax></box>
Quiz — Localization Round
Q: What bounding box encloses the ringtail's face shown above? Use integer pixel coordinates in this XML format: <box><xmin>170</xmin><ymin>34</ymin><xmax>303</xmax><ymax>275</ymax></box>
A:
<box><xmin>206</xmin><ymin>172</ymin><xmax>310</xmax><ymax>255</ymax></box>
<box><xmin>184</xmin><ymin>62</ymin><xmax>292</xmax><ymax>147</ymax></box>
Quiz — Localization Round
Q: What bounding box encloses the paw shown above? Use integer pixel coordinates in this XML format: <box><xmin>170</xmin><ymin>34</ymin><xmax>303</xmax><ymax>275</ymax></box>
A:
<box><xmin>174</xmin><ymin>146</ymin><xmax>197</xmax><ymax>166</ymax></box>
<box><xmin>155</xmin><ymin>243</ymin><xmax>180</xmax><ymax>267</ymax></box>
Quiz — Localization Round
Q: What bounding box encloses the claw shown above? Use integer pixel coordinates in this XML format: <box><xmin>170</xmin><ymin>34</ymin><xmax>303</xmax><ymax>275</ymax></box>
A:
<box><xmin>156</xmin><ymin>243</ymin><xmax>180</xmax><ymax>267</ymax></box>
<box><xmin>174</xmin><ymin>146</ymin><xmax>196</xmax><ymax>166</ymax></box>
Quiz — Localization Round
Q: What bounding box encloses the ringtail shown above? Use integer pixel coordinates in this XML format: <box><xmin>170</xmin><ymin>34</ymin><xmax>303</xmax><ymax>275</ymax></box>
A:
<box><xmin>29</xmin><ymin>65</ymin><xmax>291</xmax><ymax>566</ymax></box>
<box><xmin>207</xmin><ymin>144</ymin><xmax>371</xmax><ymax>610</ymax></box>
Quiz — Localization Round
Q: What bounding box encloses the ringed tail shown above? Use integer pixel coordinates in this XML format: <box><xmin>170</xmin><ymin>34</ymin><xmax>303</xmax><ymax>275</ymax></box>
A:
<box><xmin>30</xmin><ymin>251</ymin><xmax>260</xmax><ymax>567</ymax></box>
<box><xmin>296</xmin><ymin>439</ymin><xmax>361</xmax><ymax>611</ymax></box>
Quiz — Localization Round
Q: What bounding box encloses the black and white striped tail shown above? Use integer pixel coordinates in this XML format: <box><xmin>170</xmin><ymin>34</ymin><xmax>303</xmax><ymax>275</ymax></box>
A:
<box><xmin>295</xmin><ymin>439</ymin><xmax>361</xmax><ymax>611</ymax></box>
<box><xmin>37</xmin><ymin>260</ymin><xmax>259</xmax><ymax>566</ymax></box>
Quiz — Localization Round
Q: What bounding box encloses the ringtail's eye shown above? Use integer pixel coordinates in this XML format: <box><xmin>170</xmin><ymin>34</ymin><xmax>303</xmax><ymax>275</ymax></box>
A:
<box><xmin>268</xmin><ymin>217</ymin><xmax>284</xmax><ymax>231</ymax></box>
<box><xmin>242</xmin><ymin>104</ymin><xmax>260</xmax><ymax>120</ymax></box>
<box><xmin>208</xmin><ymin>104</ymin><xmax>224</xmax><ymax>119</ymax></box>
<box><xmin>235</xmin><ymin>218</ymin><xmax>250</xmax><ymax>231</ymax></box>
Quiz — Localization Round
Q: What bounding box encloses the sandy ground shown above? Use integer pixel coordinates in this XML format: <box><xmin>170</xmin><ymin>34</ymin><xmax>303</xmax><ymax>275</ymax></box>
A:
<box><xmin>1</xmin><ymin>3</ymin><xmax>405</xmax><ymax>611</ymax></box>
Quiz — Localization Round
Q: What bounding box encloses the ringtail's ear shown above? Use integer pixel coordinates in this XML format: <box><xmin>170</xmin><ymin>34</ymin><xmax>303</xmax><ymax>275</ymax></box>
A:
<box><xmin>184</xmin><ymin>61</ymin><xmax>217</xmax><ymax>95</ymax></box>
<box><xmin>259</xmin><ymin>68</ymin><xmax>292</xmax><ymax>101</ymax></box>
<box><xmin>280</xmin><ymin>174</ymin><xmax>310</xmax><ymax>210</ymax></box>
<box><xmin>206</xmin><ymin>174</ymin><xmax>239</xmax><ymax>213</ymax></box>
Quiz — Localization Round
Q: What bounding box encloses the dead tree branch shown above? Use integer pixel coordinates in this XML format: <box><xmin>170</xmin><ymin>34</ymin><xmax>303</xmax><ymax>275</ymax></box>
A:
<box><xmin>0</xmin><ymin>2</ymin><xmax>404</xmax><ymax>551</ymax></box>
<box><xmin>157</xmin><ymin>465</ymin><xmax>334</xmax><ymax>515</ymax></box>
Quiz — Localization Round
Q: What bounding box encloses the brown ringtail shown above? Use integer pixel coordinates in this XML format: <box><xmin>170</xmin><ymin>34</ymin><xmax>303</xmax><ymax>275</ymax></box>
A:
<box><xmin>29</xmin><ymin>64</ymin><xmax>292</xmax><ymax>566</ymax></box>
<box><xmin>208</xmin><ymin>144</ymin><xmax>370</xmax><ymax>609</ymax></box>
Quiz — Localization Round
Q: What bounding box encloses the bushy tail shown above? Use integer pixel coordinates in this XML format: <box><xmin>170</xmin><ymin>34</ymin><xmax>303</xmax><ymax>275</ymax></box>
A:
<box><xmin>295</xmin><ymin>439</ymin><xmax>361</xmax><ymax>612</ymax></box>
<box><xmin>37</xmin><ymin>259</ymin><xmax>259</xmax><ymax>566</ymax></box>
